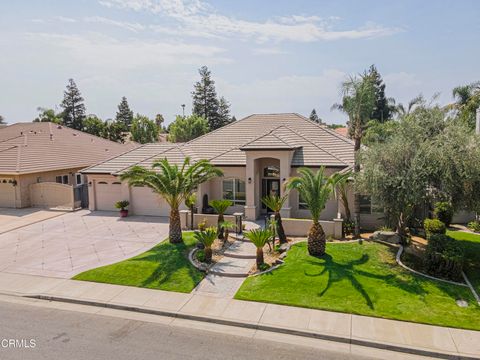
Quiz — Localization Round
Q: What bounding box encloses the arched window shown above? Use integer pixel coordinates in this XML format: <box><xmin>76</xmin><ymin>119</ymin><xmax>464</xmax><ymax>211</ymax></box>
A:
<box><xmin>263</xmin><ymin>165</ymin><xmax>280</xmax><ymax>178</ymax></box>
<box><xmin>222</xmin><ymin>179</ymin><xmax>246</xmax><ymax>205</ymax></box>
<box><xmin>112</xmin><ymin>182</ymin><xmax>121</xmax><ymax>185</ymax></box>
<box><xmin>98</xmin><ymin>181</ymin><xmax>108</xmax><ymax>184</ymax></box>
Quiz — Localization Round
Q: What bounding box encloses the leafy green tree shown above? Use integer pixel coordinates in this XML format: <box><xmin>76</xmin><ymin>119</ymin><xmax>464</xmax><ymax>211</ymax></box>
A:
<box><xmin>102</xmin><ymin>120</ymin><xmax>126</xmax><ymax>143</ymax></box>
<box><xmin>209</xmin><ymin>199</ymin><xmax>232</xmax><ymax>240</ymax></box>
<box><xmin>83</xmin><ymin>115</ymin><xmax>106</xmax><ymax>137</ymax></box>
<box><xmin>155</xmin><ymin>114</ymin><xmax>165</xmax><ymax>132</ymax></box>
<box><xmin>261</xmin><ymin>194</ymin><xmax>288</xmax><ymax>244</ymax></box>
<box><xmin>168</xmin><ymin>115</ymin><xmax>209</xmax><ymax>143</ymax></box>
<box><xmin>286</xmin><ymin>167</ymin><xmax>340</xmax><ymax>256</ymax></box>
<box><xmin>362</xmin><ymin>119</ymin><xmax>399</xmax><ymax>145</ymax></box>
<box><xmin>309</xmin><ymin>108</ymin><xmax>321</xmax><ymax>123</ymax></box>
<box><xmin>120</xmin><ymin>157</ymin><xmax>222</xmax><ymax>243</ymax></box>
<box><xmin>331</xmin><ymin>171</ymin><xmax>352</xmax><ymax>221</ymax></box>
<box><xmin>332</xmin><ymin>72</ymin><xmax>376</xmax><ymax>237</ymax></box>
<box><xmin>368</xmin><ymin>65</ymin><xmax>395</xmax><ymax>122</ymax></box>
<box><xmin>449</xmin><ymin>81</ymin><xmax>480</xmax><ymax>129</ymax></box>
<box><xmin>194</xmin><ymin>227</ymin><xmax>217</xmax><ymax>263</ymax></box>
<box><xmin>33</xmin><ymin>107</ymin><xmax>62</xmax><ymax>124</ymax></box>
<box><xmin>245</xmin><ymin>229</ymin><xmax>273</xmax><ymax>268</ymax></box>
<box><xmin>130</xmin><ymin>114</ymin><xmax>159</xmax><ymax>144</ymax></box>
<box><xmin>60</xmin><ymin>79</ymin><xmax>86</xmax><ymax>130</ymax></box>
<box><xmin>115</xmin><ymin>97</ymin><xmax>133</xmax><ymax>129</ymax></box>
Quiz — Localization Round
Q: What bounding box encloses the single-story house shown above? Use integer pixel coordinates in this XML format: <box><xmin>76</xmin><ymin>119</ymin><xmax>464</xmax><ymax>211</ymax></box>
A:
<box><xmin>0</xmin><ymin>122</ymin><xmax>136</xmax><ymax>209</ymax></box>
<box><xmin>83</xmin><ymin>113</ymin><xmax>383</xmax><ymax>227</ymax></box>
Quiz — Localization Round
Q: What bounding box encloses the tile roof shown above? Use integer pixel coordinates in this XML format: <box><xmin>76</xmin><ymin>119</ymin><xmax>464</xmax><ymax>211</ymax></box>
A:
<box><xmin>334</xmin><ymin>127</ymin><xmax>349</xmax><ymax>137</ymax></box>
<box><xmin>0</xmin><ymin>122</ymin><xmax>137</xmax><ymax>175</ymax></box>
<box><xmin>83</xmin><ymin>113</ymin><xmax>355</xmax><ymax>175</ymax></box>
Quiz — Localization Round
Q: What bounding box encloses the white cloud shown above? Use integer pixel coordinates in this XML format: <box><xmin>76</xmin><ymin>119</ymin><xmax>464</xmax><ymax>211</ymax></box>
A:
<box><xmin>98</xmin><ymin>0</ymin><xmax>403</xmax><ymax>43</ymax></box>
<box><xmin>252</xmin><ymin>47</ymin><xmax>286</xmax><ymax>55</ymax></box>
<box><xmin>84</xmin><ymin>16</ymin><xmax>146</xmax><ymax>32</ymax></box>
<box><xmin>54</xmin><ymin>16</ymin><xmax>77</xmax><ymax>23</ymax></box>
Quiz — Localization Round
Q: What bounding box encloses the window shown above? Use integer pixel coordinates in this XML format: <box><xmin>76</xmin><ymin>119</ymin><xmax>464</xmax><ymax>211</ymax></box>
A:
<box><xmin>359</xmin><ymin>195</ymin><xmax>383</xmax><ymax>214</ymax></box>
<box><xmin>263</xmin><ymin>165</ymin><xmax>280</xmax><ymax>178</ymax></box>
<box><xmin>298</xmin><ymin>193</ymin><xmax>308</xmax><ymax>210</ymax></box>
<box><xmin>55</xmin><ymin>175</ymin><xmax>69</xmax><ymax>185</ymax></box>
<box><xmin>222</xmin><ymin>179</ymin><xmax>245</xmax><ymax>205</ymax></box>
<box><xmin>75</xmin><ymin>173</ymin><xmax>83</xmax><ymax>185</ymax></box>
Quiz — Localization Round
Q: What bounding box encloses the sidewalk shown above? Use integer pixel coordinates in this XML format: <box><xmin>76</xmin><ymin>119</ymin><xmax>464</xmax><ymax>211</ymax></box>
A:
<box><xmin>0</xmin><ymin>271</ymin><xmax>479</xmax><ymax>359</ymax></box>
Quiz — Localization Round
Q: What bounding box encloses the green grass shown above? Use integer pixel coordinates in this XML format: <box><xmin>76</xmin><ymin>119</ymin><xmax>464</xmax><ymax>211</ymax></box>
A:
<box><xmin>235</xmin><ymin>241</ymin><xmax>480</xmax><ymax>330</ymax></box>
<box><xmin>447</xmin><ymin>229</ymin><xmax>480</xmax><ymax>294</ymax></box>
<box><xmin>73</xmin><ymin>232</ymin><xmax>204</xmax><ymax>293</ymax></box>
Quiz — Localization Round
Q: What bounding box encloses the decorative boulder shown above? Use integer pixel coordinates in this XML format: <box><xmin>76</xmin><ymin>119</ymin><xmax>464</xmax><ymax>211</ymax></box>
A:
<box><xmin>370</xmin><ymin>231</ymin><xmax>401</xmax><ymax>244</ymax></box>
<box><xmin>278</xmin><ymin>243</ymin><xmax>290</xmax><ymax>253</ymax></box>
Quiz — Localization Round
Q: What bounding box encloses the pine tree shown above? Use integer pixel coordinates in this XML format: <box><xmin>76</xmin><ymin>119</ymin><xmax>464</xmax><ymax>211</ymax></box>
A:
<box><xmin>60</xmin><ymin>79</ymin><xmax>86</xmax><ymax>130</ymax></box>
<box><xmin>309</xmin><ymin>108</ymin><xmax>322</xmax><ymax>123</ymax></box>
<box><xmin>115</xmin><ymin>96</ymin><xmax>134</xmax><ymax>129</ymax></box>
<box><xmin>218</xmin><ymin>96</ymin><xmax>233</xmax><ymax>126</ymax></box>
<box><xmin>192</xmin><ymin>66</ymin><xmax>221</xmax><ymax>130</ymax></box>
<box><xmin>369</xmin><ymin>65</ymin><xmax>393</xmax><ymax>123</ymax></box>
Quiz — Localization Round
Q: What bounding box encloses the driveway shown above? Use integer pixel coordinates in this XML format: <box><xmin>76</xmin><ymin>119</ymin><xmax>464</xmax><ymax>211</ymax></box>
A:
<box><xmin>0</xmin><ymin>210</ymin><xmax>169</xmax><ymax>278</ymax></box>
<box><xmin>0</xmin><ymin>207</ymin><xmax>66</xmax><ymax>234</ymax></box>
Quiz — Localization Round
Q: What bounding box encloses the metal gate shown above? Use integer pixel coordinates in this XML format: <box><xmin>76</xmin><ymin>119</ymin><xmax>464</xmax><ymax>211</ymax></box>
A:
<box><xmin>74</xmin><ymin>184</ymin><xmax>89</xmax><ymax>208</ymax></box>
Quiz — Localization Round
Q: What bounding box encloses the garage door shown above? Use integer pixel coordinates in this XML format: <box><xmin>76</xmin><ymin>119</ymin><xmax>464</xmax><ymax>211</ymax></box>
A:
<box><xmin>0</xmin><ymin>182</ymin><xmax>16</xmax><ymax>208</ymax></box>
<box><xmin>131</xmin><ymin>186</ymin><xmax>171</xmax><ymax>216</ymax></box>
<box><xmin>95</xmin><ymin>181</ymin><xmax>122</xmax><ymax>211</ymax></box>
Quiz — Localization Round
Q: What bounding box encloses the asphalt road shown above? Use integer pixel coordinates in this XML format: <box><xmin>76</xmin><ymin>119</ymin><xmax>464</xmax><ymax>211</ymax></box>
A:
<box><xmin>0</xmin><ymin>299</ymin><xmax>373</xmax><ymax>360</ymax></box>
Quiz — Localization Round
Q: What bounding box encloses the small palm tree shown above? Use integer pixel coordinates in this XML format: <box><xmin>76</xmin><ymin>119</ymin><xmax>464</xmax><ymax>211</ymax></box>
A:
<box><xmin>209</xmin><ymin>199</ymin><xmax>232</xmax><ymax>240</ymax></box>
<box><xmin>194</xmin><ymin>227</ymin><xmax>217</xmax><ymax>263</ymax></box>
<box><xmin>184</xmin><ymin>192</ymin><xmax>197</xmax><ymax>230</ymax></box>
<box><xmin>245</xmin><ymin>228</ymin><xmax>273</xmax><ymax>268</ymax></box>
<box><xmin>331</xmin><ymin>171</ymin><xmax>352</xmax><ymax>221</ymax></box>
<box><xmin>286</xmin><ymin>167</ymin><xmax>339</xmax><ymax>256</ymax></box>
<box><xmin>220</xmin><ymin>220</ymin><xmax>235</xmax><ymax>242</ymax></box>
<box><xmin>120</xmin><ymin>157</ymin><xmax>222</xmax><ymax>244</ymax></box>
<box><xmin>261</xmin><ymin>194</ymin><xmax>288</xmax><ymax>244</ymax></box>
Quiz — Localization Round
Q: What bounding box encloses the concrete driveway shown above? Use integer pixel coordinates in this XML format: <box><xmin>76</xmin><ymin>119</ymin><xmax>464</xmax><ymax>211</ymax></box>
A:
<box><xmin>0</xmin><ymin>207</ymin><xmax>66</xmax><ymax>234</ymax></box>
<box><xmin>0</xmin><ymin>210</ymin><xmax>169</xmax><ymax>278</ymax></box>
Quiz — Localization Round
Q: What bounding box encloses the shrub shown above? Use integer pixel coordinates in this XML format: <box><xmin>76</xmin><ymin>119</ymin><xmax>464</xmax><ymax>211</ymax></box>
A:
<box><xmin>424</xmin><ymin>218</ymin><xmax>446</xmax><ymax>238</ymax></box>
<box><xmin>434</xmin><ymin>202</ymin><xmax>454</xmax><ymax>227</ymax></box>
<box><xmin>424</xmin><ymin>234</ymin><xmax>464</xmax><ymax>281</ymax></box>
<box><xmin>114</xmin><ymin>200</ymin><xmax>129</xmax><ymax>210</ymax></box>
<box><xmin>467</xmin><ymin>221</ymin><xmax>480</xmax><ymax>233</ymax></box>
<box><xmin>343</xmin><ymin>220</ymin><xmax>355</xmax><ymax>236</ymax></box>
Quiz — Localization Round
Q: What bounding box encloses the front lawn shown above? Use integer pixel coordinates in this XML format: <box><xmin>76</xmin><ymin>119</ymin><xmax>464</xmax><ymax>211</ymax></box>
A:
<box><xmin>74</xmin><ymin>232</ymin><xmax>204</xmax><ymax>293</ymax></box>
<box><xmin>447</xmin><ymin>229</ymin><xmax>480</xmax><ymax>293</ymax></box>
<box><xmin>235</xmin><ymin>241</ymin><xmax>480</xmax><ymax>330</ymax></box>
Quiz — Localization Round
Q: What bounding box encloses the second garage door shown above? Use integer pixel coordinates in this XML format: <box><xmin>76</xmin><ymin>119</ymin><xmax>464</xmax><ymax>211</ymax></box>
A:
<box><xmin>131</xmin><ymin>186</ymin><xmax>171</xmax><ymax>216</ymax></box>
<box><xmin>95</xmin><ymin>181</ymin><xmax>122</xmax><ymax>211</ymax></box>
<box><xmin>0</xmin><ymin>182</ymin><xmax>16</xmax><ymax>208</ymax></box>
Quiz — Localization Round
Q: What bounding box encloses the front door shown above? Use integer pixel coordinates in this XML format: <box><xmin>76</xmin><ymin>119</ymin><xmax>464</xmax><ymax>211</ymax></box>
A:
<box><xmin>262</xmin><ymin>179</ymin><xmax>280</xmax><ymax>212</ymax></box>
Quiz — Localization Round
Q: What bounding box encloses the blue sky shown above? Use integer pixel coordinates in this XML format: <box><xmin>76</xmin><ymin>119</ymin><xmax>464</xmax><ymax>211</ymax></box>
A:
<box><xmin>0</xmin><ymin>0</ymin><xmax>479</xmax><ymax>125</ymax></box>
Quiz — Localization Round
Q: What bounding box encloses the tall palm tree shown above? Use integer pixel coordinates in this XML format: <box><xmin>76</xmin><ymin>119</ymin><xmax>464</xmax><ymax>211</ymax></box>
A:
<box><xmin>332</xmin><ymin>73</ymin><xmax>376</xmax><ymax>237</ymax></box>
<box><xmin>286</xmin><ymin>167</ymin><xmax>340</xmax><ymax>256</ymax></box>
<box><xmin>261</xmin><ymin>194</ymin><xmax>288</xmax><ymax>244</ymax></box>
<box><xmin>395</xmin><ymin>94</ymin><xmax>425</xmax><ymax>117</ymax></box>
<box><xmin>120</xmin><ymin>157</ymin><xmax>222</xmax><ymax>244</ymax></box>
<box><xmin>194</xmin><ymin>227</ymin><xmax>217</xmax><ymax>263</ymax></box>
<box><xmin>245</xmin><ymin>228</ymin><xmax>273</xmax><ymax>268</ymax></box>
<box><xmin>209</xmin><ymin>199</ymin><xmax>232</xmax><ymax>239</ymax></box>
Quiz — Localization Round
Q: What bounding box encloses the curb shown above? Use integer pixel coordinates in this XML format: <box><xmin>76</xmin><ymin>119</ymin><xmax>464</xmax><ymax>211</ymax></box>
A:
<box><xmin>24</xmin><ymin>293</ymin><xmax>477</xmax><ymax>360</ymax></box>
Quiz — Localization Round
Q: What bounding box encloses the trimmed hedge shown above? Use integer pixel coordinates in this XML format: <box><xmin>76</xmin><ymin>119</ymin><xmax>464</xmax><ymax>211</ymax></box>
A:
<box><xmin>424</xmin><ymin>218</ymin><xmax>446</xmax><ymax>238</ymax></box>
<box><xmin>424</xmin><ymin>234</ymin><xmax>465</xmax><ymax>281</ymax></box>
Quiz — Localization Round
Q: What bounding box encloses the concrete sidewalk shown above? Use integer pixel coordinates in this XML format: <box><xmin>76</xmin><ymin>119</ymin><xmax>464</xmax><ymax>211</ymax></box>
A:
<box><xmin>0</xmin><ymin>272</ymin><xmax>479</xmax><ymax>359</ymax></box>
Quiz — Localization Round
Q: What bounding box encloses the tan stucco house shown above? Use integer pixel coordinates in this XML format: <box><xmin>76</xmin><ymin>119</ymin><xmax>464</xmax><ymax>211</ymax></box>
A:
<box><xmin>82</xmin><ymin>113</ymin><xmax>383</xmax><ymax>225</ymax></box>
<box><xmin>0</xmin><ymin>122</ymin><xmax>135</xmax><ymax>209</ymax></box>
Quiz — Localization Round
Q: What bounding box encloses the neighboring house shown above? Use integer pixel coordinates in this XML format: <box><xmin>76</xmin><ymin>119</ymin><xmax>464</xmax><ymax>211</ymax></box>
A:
<box><xmin>83</xmin><ymin>113</ymin><xmax>383</xmax><ymax>226</ymax></box>
<box><xmin>0</xmin><ymin>122</ymin><xmax>136</xmax><ymax>209</ymax></box>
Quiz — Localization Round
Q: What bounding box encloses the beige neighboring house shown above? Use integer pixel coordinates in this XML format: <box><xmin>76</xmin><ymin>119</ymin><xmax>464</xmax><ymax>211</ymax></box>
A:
<box><xmin>0</xmin><ymin>122</ymin><xmax>136</xmax><ymax>209</ymax></box>
<box><xmin>83</xmin><ymin>113</ymin><xmax>384</xmax><ymax>226</ymax></box>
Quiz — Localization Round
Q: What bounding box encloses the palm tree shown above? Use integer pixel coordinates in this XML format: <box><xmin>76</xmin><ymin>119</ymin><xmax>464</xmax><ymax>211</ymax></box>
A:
<box><xmin>261</xmin><ymin>194</ymin><xmax>288</xmax><ymax>244</ymax></box>
<box><xmin>395</xmin><ymin>94</ymin><xmax>425</xmax><ymax>117</ymax></box>
<box><xmin>209</xmin><ymin>199</ymin><xmax>232</xmax><ymax>240</ymax></box>
<box><xmin>184</xmin><ymin>192</ymin><xmax>196</xmax><ymax>230</ymax></box>
<box><xmin>120</xmin><ymin>157</ymin><xmax>222</xmax><ymax>244</ymax></box>
<box><xmin>331</xmin><ymin>171</ymin><xmax>353</xmax><ymax>221</ymax></box>
<box><xmin>194</xmin><ymin>227</ymin><xmax>217</xmax><ymax>263</ymax></box>
<box><xmin>332</xmin><ymin>73</ymin><xmax>376</xmax><ymax>237</ymax></box>
<box><xmin>245</xmin><ymin>228</ymin><xmax>273</xmax><ymax>268</ymax></box>
<box><xmin>220</xmin><ymin>220</ymin><xmax>235</xmax><ymax>242</ymax></box>
<box><xmin>286</xmin><ymin>167</ymin><xmax>339</xmax><ymax>256</ymax></box>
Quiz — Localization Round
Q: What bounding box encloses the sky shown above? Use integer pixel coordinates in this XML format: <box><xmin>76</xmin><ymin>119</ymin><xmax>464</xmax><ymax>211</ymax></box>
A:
<box><xmin>0</xmin><ymin>0</ymin><xmax>479</xmax><ymax>126</ymax></box>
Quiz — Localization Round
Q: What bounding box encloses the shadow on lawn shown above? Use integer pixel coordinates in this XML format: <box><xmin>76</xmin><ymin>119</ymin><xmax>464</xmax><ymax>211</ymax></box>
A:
<box><xmin>305</xmin><ymin>252</ymin><xmax>427</xmax><ymax>309</ymax></box>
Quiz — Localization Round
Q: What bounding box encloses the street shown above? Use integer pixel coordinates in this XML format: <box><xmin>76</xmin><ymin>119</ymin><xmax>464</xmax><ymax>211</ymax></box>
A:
<box><xmin>0</xmin><ymin>299</ymin><xmax>372</xmax><ymax>360</ymax></box>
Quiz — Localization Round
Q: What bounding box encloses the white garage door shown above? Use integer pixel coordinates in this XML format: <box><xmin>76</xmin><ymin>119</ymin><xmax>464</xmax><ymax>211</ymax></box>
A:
<box><xmin>0</xmin><ymin>183</ymin><xmax>16</xmax><ymax>208</ymax></box>
<box><xmin>131</xmin><ymin>186</ymin><xmax>171</xmax><ymax>216</ymax></box>
<box><xmin>95</xmin><ymin>181</ymin><xmax>122</xmax><ymax>211</ymax></box>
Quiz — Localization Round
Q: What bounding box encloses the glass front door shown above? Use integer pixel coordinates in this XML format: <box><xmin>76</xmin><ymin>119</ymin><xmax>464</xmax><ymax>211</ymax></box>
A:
<box><xmin>261</xmin><ymin>179</ymin><xmax>280</xmax><ymax>212</ymax></box>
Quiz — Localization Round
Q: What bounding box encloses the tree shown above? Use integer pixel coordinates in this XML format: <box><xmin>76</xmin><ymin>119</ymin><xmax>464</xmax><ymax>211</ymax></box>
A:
<box><xmin>120</xmin><ymin>157</ymin><xmax>222</xmax><ymax>244</ymax></box>
<box><xmin>362</xmin><ymin>119</ymin><xmax>399</xmax><ymax>146</ymax></box>
<box><xmin>368</xmin><ymin>65</ymin><xmax>395</xmax><ymax>122</ymax></box>
<box><xmin>209</xmin><ymin>199</ymin><xmax>232</xmax><ymax>240</ymax></box>
<box><xmin>115</xmin><ymin>97</ymin><xmax>133</xmax><ymax>129</ymax></box>
<box><xmin>0</xmin><ymin>115</ymin><xmax>4</xmax><ymax>125</ymax></box>
<box><xmin>168</xmin><ymin>115</ymin><xmax>209</xmax><ymax>143</ymax></box>
<box><xmin>83</xmin><ymin>115</ymin><xmax>106</xmax><ymax>137</ymax></box>
<box><xmin>184</xmin><ymin>193</ymin><xmax>196</xmax><ymax>230</ymax></box>
<box><xmin>194</xmin><ymin>228</ymin><xmax>217</xmax><ymax>263</ymax></box>
<box><xmin>261</xmin><ymin>194</ymin><xmax>288</xmax><ymax>244</ymax></box>
<box><xmin>103</xmin><ymin>120</ymin><xmax>126</xmax><ymax>143</ymax></box>
<box><xmin>395</xmin><ymin>94</ymin><xmax>425</xmax><ymax>117</ymax></box>
<box><xmin>130</xmin><ymin>114</ymin><xmax>159</xmax><ymax>144</ymax></box>
<box><xmin>192</xmin><ymin>66</ymin><xmax>231</xmax><ymax>130</ymax></box>
<box><xmin>309</xmin><ymin>109</ymin><xmax>321</xmax><ymax>123</ymax></box>
<box><xmin>155</xmin><ymin>114</ymin><xmax>165</xmax><ymax>132</ymax></box>
<box><xmin>332</xmin><ymin>171</ymin><xmax>352</xmax><ymax>221</ymax></box>
<box><xmin>245</xmin><ymin>229</ymin><xmax>273</xmax><ymax>268</ymax></box>
<box><xmin>60</xmin><ymin>79</ymin><xmax>86</xmax><ymax>130</ymax></box>
<box><xmin>332</xmin><ymin>72</ymin><xmax>376</xmax><ymax>237</ymax></box>
<box><xmin>449</xmin><ymin>81</ymin><xmax>480</xmax><ymax>129</ymax></box>
<box><xmin>33</xmin><ymin>107</ymin><xmax>62</xmax><ymax>124</ymax></box>
<box><xmin>286</xmin><ymin>167</ymin><xmax>340</xmax><ymax>256</ymax></box>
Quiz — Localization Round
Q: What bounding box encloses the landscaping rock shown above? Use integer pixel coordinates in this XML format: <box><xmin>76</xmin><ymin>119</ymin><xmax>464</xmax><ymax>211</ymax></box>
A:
<box><xmin>278</xmin><ymin>243</ymin><xmax>290</xmax><ymax>253</ymax></box>
<box><xmin>278</xmin><ymin>252</ymin><xmax>288</xmax><ymax>260</ymax></box>
<box><xmin>370</xmin><ymin>231</ymin><xmax>401</xmax><ymax>244</ymax></box>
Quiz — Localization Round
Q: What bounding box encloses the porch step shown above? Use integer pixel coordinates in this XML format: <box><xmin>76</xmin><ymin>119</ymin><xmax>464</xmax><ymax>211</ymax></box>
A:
<box><xmin>223</xmin><ymin>241</ymin><xmax>256</xmax><ymax>259</ymax></box>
